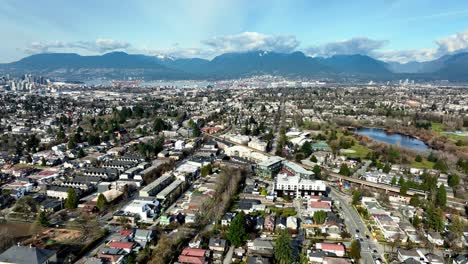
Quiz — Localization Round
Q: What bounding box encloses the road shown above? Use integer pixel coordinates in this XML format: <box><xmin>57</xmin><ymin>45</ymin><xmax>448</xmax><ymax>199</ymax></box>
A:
<box><xmin>354</xmin><ymin>160</ymin><xmax>371</xmax><ymax>178</ymax></box>
<box><xmin>223</xmin><ymin>246</ymin><xmax>234</xmax><ymax>264</ymax></box>
<box><xmin>329</xmin><ymin>188</ymin><xmax>384</xmax><ymax>264</ymax></box>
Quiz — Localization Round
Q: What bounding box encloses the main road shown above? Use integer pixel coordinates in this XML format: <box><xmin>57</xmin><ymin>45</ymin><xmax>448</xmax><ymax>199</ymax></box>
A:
<box><xmin>329</xmin><ymin>188</ymin><xmax>384</xmax><ymax>264</ymax></box>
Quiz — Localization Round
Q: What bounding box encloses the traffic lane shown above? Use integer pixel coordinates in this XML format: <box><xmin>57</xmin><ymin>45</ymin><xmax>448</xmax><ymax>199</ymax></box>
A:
<box><xmin>330</xmin><ymin>189</ymin><xmax>375</xmax><ymax>263</ymax></box>
<box><xmin>330</xmin><ymin>189</ymin><xmax>382</xmax><ymax>262</ymax></box>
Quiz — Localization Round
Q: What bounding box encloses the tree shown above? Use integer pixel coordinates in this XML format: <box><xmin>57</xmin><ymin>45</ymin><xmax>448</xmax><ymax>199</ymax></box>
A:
<box><xmin>227</xmin><ymin>212</ymin><xmax>247</xmax><ymax>247</ymax></box>
<box><xmin>352</xmin><ymin>190</ymin><xmax>362</xmax><ymax>205</ymax></box>
<box><xmin>189</xmin><ymin>120</ymin><xmax>201</xmax><ymax>137</ymax></box>
<box><xmin>313</xmin><ymin>210</ymin><xmax>327</xmax><ymax>224</ymax></box>
<box><xmin>448</xmin><ymin>174</ymin><xmax>460</xmax><ymax>188</ymax></box>
<box><xmin>427</xmin><ymin>152</ymin><xmax>438</xmax><ymax>162</ymax></box>
<box><xmin>77</xmin><ymin>148</ymin><xmax>85</xmax><ymax>158</ymax></box>
<box><xmin>153</xmin><ymin>118</ymin><xmax>168</xmax><ymax>133</ymax></box>
<box><xmin>37</xmin><ymin>211</ymin><xmax>50</xmax><ymax>227</ymax></box>
<box><xmin>310</xmin><ymin>155</ymin><xmax>317</xmax><ymax>163</ymax></box>
<box><xmin>260</xmin><ymin>189</ymin><xmax>268</xmax><ymax>196</ymax></box>
<box><xmin>433</xmin><ymin>159</ymin><xmax>448</xmax><ymax>172</ymax></box>
<box><xmin>391</xmin><ymin>176</ymin><xmax>397</xmax><ymax>186</ymax></box>
<box><xmin>300</xmin><ymin>141</ymin><xmax>312</xmax><ymax>157</ymax></box>
<box><xmin>433</xmin><ymin>208</ymin><xmax>444</xmax><ymax>232</ymax></box>
<box><xmin>409</xmin><ymin>196</ymin><xmax>420</xmax><ymax>207</ymax></box>
<box><xmin>398</xmin><ymin>175</ymin><xmax>405</xmax><ymax>186</ymax></box>
<box><xmin>412</xmin><ymin>215</ymin><xmax>421</xmax><ymax>229</ymax></box>
<box><xmin>200</xmin><ymin>164</ymin><xmax>212</xmax><ymax>177</ymax></box>
<box><xmin>400</xmin><ymin>181</ymin><xmax>408</xmax><ymax>196</ymax></box>
<box><xmin>67</xmin><ymin>136</ymin><xmax>77</xmax><ymax>150</ymax></box>
<box><xmin>415</xmin><ymin>155</ymin><xmax>422</xmax><ymax>162</ymax></box>
<box><xmin>65</xmin><ymin>188</ymin><xmax>78</xmax><ymax>209</ymax></box>
<box><xmin>312</xmin><ymin>165</ymin><xmax>321</xmax><ymax>179</ymax></box>
<box><xmin>274</xmin><ymin>229</ymin><xmax>292</xmax><ymax>264</ymax></box>
<box><xmin>382</xmin><ymin>163</ymin><xmax>391</xmax><ymax>173</ymax></box>
<box><xmin>339</xmin><ymin>163</ymin><xmax>351</xmax><ymax>176</ymax></box>
<box><xmin>349</xmin><ymin>240</ymin><xmax>361</xmax><ymax>261</ymax></box>
<box><xmin>448</xmin><ymin>215</ymin><xmax>464</xmax><ymax>240</ymax></box>
<box><xmin>435</xmin><ymin>185</ymin><xmax>447</xmax><ymax>208</ymax></box>
<box><xmin>96</xmin><ymin>193</ymin><xmax>108</xmax><ymax>211</ymax></box>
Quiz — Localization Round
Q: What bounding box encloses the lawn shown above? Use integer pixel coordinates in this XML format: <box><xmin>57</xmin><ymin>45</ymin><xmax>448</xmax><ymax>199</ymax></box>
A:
<box><xmin>431</xmin><ymin>122</ymin><xmax>467</xmax><ymax>141</ymax></box>
<box><xmin>345</xmin><ymin>144</ymin><xmax>371</xmax><ymax>159</ymax></box>
<box><xmin>410</xmin><ymin>159</ymin><xmax>435</xmax><ymax>169</ymax></box>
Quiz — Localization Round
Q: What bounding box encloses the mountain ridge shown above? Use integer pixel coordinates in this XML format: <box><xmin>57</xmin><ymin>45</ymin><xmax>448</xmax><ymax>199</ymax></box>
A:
<box><xmin>0</xmin><ymin>50</ymin><xmax>467</xmax><ymax>81</ymax></box>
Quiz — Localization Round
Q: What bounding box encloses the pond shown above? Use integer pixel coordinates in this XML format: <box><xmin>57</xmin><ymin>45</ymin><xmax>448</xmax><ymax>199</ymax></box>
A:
<box><xmin>355</xmin><ymin>127</ymin><xmax>429</xmax><ymax>151</ymax></box>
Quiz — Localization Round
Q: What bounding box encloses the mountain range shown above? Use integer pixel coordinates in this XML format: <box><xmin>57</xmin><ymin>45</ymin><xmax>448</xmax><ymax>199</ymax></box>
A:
<box><xmin>1</xmin><ymin>50</ymin><xmax>467</xmax><ymax>81</ymax></box>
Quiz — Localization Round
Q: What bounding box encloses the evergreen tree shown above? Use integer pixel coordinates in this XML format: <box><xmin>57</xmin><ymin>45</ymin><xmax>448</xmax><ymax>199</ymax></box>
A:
<box><xmin>449</xmin><ymin>215</ymin><xmax>464</xmax><ymax>240</ymax></box>
<box><xmin>350</xmin><ymin>240</ymin><xmax>361</xmax><ymax>261</ymax></box>
<box><xmin>313</xmin><ymin>210</ymin><xmax>327</xmax><ymax>224</ymax></box>
<box><xmin>310</xmin><ymin>155</ymin><xmax>317</xmax><ymax>163</ymax></box>
<box><xmin>391</xmin><ymin>176</ymin><xmax>397</xmax><ymax>185</ymax></box>
<box><xmin>400</xmin><ymin>181</ymin><xmax>408</xmax><ymax>195</ymax></box>
<box><xmin>200</xmin><ymin>164</ymin><xmax>212</xmax><ymax>177</ymax></box>
<box><xmin>382</xmin><ymin>163</ymin><xmax>391</xmax><ymax>173</ymax></box>
<box><xmin>433</xmin><ymin>159</ymin><xmax>448</xmax><ymax>172</ymax></box>
<box><xmin>65</xmin><ymin>188</ymin><xmax>78</xmax><ymax>209</ymax></box>
<box><xmin>96</xmin><ymin>193</ymin><xmax>108</xmax><ymax>211</ymax></box>
<box><xmin>339</xmin><ymin>164</ymin><xmax>351</xmax><ymax>176</ymax></box>
<box><xmin>312</xmin><ymin>165</ymin><xmax>321</xmax><ymax>179</ymax></box>
<box><xmin>409</xmin><ymin>196</ymin><xmax>420</xmax><ymax>207</ymax></box>
<box><xmin>448</xmin><ymin>174</ymin><xmax>460</xmax><ymax>188</ymax></box>
<box><xmin>274</xmin><ymin>229</ymin><xmax>292</xmax><ymax>264</ymax></box>
<box><xmin>435</xmin><ymin>185</ymin><xmax>447</xmax><ymax>208</ymax></box>
<box><xmin>227</xmin><ymin>212</ymin><xmax>247</xmax><ymax>247</ymax></box>
<box><xmin>352</xmin><ymin>190</ymin><xmax>362</xmax><ymax>205</ymax></box>
<box><xmin>415</xmin><ymin>155</ymin><xmax>422</xmax><ymax>162</ymax></box>
<box><xmin>189</xmin><ymin>120</ymin><xmax>201</xmax><ymax>137</ymax></box>
<box><xmin>37</xmin><ymin>211</ymin><xmax>50</xmax><ymax>227</ymax></box>
<box><xmin>300</xmin><ymin>141</ymin><xmax>312</xmax><ymax>157</ymax></box>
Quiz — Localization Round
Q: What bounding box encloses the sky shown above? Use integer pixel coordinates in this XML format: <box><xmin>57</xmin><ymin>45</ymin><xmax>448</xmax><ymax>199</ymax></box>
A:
<box><xmin>1</xmin><ymin>0</ymin><xmax>468</xmax><ymax>63</ymax></box>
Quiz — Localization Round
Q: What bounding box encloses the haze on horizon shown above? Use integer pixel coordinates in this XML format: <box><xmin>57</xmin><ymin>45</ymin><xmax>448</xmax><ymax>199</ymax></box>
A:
<box><xmin>2</xmin><ymin>0</ymin><xmax>468</xmax><ymax>64</ymax></box>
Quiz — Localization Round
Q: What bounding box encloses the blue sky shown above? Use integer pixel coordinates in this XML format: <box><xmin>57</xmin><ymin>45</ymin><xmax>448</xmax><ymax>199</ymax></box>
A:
<box><xmin>1</xmin><ymin>0</ymin><xmax>468</xmax><ymax>63</ymax></box>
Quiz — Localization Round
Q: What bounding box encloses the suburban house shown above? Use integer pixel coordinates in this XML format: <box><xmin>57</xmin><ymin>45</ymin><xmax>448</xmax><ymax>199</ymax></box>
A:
<box><xmin>0</xmin><ymin>245</ymin><xmax>57</xmax><ymax>264</ymax></box>
<box><xmin>178</xmin><ymin>248</ymin><xmax>210</xmax><ymax>264</ymax></box>
<box><xmin>314</xmin><ymin>243</ymin><xmax>345</xmax><ymax>257</ymax></box>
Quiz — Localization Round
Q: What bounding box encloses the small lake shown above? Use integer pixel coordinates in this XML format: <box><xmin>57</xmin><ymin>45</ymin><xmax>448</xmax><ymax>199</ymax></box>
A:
<box><xmin>355</xmin><ymin>127</ymin><xmax>429</xmax><ymax>151</ymax></box>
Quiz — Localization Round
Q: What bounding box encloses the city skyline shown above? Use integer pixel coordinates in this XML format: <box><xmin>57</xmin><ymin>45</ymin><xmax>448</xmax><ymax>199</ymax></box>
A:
<box><xmin>1</xmin><ymin>0</ymin><xmax>468</xmax><ymax>63</ymax></box>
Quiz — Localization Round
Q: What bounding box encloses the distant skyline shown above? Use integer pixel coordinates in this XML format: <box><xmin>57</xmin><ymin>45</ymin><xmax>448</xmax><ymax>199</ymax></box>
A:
<box><xmin>1</xmin><ymin>0</ymin><xmax>468</xmax><ymax>63</ymax></box>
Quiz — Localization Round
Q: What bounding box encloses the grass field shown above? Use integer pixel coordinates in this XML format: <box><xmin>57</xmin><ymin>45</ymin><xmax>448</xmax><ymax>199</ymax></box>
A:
<box><xmin>345</xmin><ymin>144</ymin><xmax>371</xmax><ymax>159</ymax></box>
<box><xmin>410</xmin><ymin>159</ymin><xmax>435</xmax><ymax>169</ymax></box>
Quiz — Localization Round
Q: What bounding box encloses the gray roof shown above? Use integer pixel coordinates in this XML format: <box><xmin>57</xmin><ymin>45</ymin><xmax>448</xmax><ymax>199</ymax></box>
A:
<box><xmin>247</xmin><ymin>256</ymin><xmax>270</xmax><ymax>264</ymax></box>
<box><xmin>0</xmin><ymin>245</ymin><xmax>56</xmax><ymax>264</ymax></box>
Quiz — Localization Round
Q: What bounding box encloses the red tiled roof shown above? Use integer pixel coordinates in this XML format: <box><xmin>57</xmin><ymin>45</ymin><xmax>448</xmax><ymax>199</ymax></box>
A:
<box><xmin>109</xmin><ymin>241</ymin><xmax>134</xmax><ymax>249</ymax></box>
<box><xmin>309</xmin><ymin>201</ymin><xmax>331</xmax><ymax>209</ymax></box>
<box><xmin>178</xmin><ymin>255</ymin><xmax>205</xmax><ymax>264</ymax></box>
<box><xmin>38</xmin><ymin>170</ymin><xmax>58</xmax><ymax>176</ymax></box>
<box><xmin>317</xmin><ymin>243</ymin><xmax>345</xmax><ymax>252</ymax></box>
<box><xmin>120</xmin><ymin>229</ymin><xmax>133</xmax><ymax>236</ymax></box>
<box><xmin>181</xmin><ymin>248</ymin><xmax>208</xmax><ymax>257</ymax></box>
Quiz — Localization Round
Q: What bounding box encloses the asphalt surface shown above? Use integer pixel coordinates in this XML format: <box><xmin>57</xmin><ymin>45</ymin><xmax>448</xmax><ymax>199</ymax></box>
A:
<box><xmin>329</xmin><ymin>188</ymin><xmax>384</xmax><ymax>264</ymax></box>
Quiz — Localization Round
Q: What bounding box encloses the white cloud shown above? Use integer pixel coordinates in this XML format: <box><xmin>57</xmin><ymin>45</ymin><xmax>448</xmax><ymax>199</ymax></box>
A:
<box><xmin>435</xmin><ymin>30</ymin><xmax>468</xmax><ymax>56</ymax></box>
<box><xmin>201</xmin><ymin>32</ymin><xmax>300</xmax><ymax>54</ymax></box>
<box><xmin>24</xmin><ymin>38</ymin><xmax>130</xmax><ymax>54</ymax></box>
<box><xmin>306</xmin><ymin>37</ymin><xmax>388</xmax><ymax>57</ymax></box>
<box><xmin>374</xmin><ymin>49</ymin><xmax>437</xmax><ymax>63</ymax></box>
<box><xmin>21</xmin><ymin>30</ymin><xmax>468</xmax><ymax>63</ymax></box>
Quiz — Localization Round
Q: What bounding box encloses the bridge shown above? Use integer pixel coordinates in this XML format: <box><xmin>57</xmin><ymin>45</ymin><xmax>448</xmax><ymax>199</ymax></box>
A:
<box><xmin>204</xmin><ymin>132</ymin><xmax>467</xmax><ymax>209</ymax></box>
